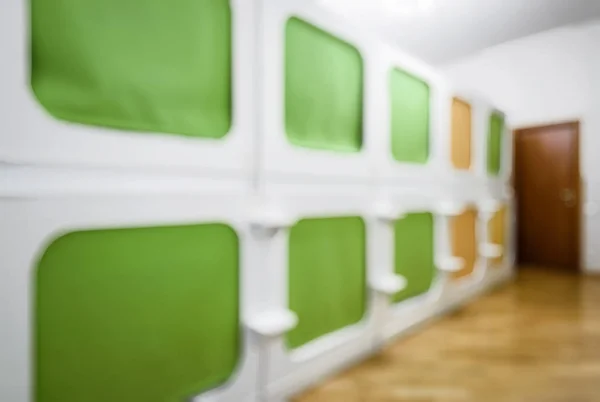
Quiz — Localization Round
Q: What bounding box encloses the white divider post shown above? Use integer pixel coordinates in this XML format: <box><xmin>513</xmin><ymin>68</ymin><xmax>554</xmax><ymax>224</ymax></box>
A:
<box><xmin>245</xmin><ymin>199</ymin><xmax>298</xmax><ymax>402</ymax></box>
<box><xmin>0</xmin><ymin>173</ymin><xmax>260</xmax><ymax>402</ymax></box>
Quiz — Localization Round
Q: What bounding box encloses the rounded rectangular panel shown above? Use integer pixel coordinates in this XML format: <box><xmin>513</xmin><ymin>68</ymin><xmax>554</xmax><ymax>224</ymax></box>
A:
<box><xmin>487</xmin><ymin>112</ymin><xmax>505</xmax><ymax>176</ymax></box>
<box><xmin>287</xmin><ymin>216</ymin><xmax>366</xmax><ymax>348</ymax></box>
<box><xmin>285</xmin><ymin>18</ymin><xmax>363</xmax><ymax>152</ymax></box>
<box><xmin>389</xmin><ymin>68</ymin><xmax>430</xmax><ymax>164</ymax></box>
<box><xmin>36</xmin><ymin>224</ymin><xmax>240</xmax><ymax>402</ymax></box>
<box><xmin>375</xmin><ymin>42</ymin><xmax>448</xmax><ymax>182</ymax></box>
<box><xmin>451</xmin><ymin>98</ymin><xmax>472</xmax><ymax>170</ymax></box>
<box><xmin>31</xmin><ymin>0</ymin><xmax>232</xmax><ymax>139</ymax></box>
<box><xmin>451</xmin><ymin>209</ymin><xmax>478</xmax><ymax>279</ymax></box>
<box><xmin>257</xmin><ymin>184</ymin><xmax>376</xmax><ymax>401</ymax></box>
<box><xmin>488</xmin><ymin>205</ymin><xmax>507</xmax><ymax>265</ymax></box>
<box><xmin>392</xmin><ymin>212</ymin><xmax>436</xmax><ymax>302</ymax></box>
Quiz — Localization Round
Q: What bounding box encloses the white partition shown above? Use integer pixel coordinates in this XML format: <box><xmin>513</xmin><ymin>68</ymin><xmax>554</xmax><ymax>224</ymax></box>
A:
<box><xmin>248</xmin><ymin>183</ymin><xmax>379</xmax><ymax>401</ymax></box>
<box><xmin>259</xmin><ymin>0</ymin><xmax>380</xmax><ymax>182</ymax></box>
<box><xmin>374</xmin><ymin>42</ymin><xmax>450</xmax><ymax>184</ymax></box>
<box><xmin>0</xmin><ymin>1</ymin><xmax>517</xmax><ymax>401</ymax></box>
<box><xmin>439</xmin><ymin>193</ymin><xmax>515</xmax><ymax>307</ymax></box>
<box><xmin>371</xmin><ymin>187</ymin><xmax>516</xmax><ymax>342</ymax></box>
<box><xmin>0</xmin><ymin>0</ymin><xmax>256</xmax><ymax>178</ymax></box>
<box><xmin>457</xmin><ymin>207</ymin><xmax>514</xmax><ymax>306</ymax></box>
<box><xmin>0</xmin><ymin>175</ymin><xmax>259</xmax><ymax>402</ymax></box>
<box><xmin>372</xmin><ymin>188</ymin><xmax>447</xmax><ymax>340</ymax></box>
<box><xmin>482</xmin><ymin>196</ymin><xmax>515</xmax><ymax>272</ymax></box>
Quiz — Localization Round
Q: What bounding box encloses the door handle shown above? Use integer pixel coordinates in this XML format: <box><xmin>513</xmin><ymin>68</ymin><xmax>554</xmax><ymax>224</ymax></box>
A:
<box><xmin>561</xmin><ymin>189</ymin><xmax>576</xmax><ymax>207</ymax></box>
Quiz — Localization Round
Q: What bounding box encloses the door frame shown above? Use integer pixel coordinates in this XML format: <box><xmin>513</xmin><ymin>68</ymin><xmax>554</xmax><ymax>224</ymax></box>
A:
<box><xmin>512</xmin><ymin>120</ymin><xmax>582</xmax><ymax>271</ymax></box>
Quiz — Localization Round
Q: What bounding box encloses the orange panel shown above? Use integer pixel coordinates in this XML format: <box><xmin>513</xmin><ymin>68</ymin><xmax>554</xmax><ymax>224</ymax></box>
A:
<box><xmin>452</xmin><ymin>209</ymin><xmax>477</xmax><ymax>279</ymax></box>
<box><xmin>488</xmin><ymin>206</ymin><xmax>507</xmax><ymax>265</ymax></box>
<box><xmin>451</xmin><ymin>98</ymin><xmax>472</xmax><ymax>170</ymax></box>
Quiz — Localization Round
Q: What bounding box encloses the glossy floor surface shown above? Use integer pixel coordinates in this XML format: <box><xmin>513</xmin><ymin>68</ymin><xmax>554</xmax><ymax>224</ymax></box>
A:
<box><xmin>295</xmin><ymin>267</ymin><xmax>600</xmax><ymax>402</ymax></box>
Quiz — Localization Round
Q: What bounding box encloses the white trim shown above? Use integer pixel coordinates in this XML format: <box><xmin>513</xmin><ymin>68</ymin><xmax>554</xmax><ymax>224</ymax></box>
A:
<box><xmin>0</xmin><ymin>188</ymin><xmax>259</xmax><ymax>402</ymax></box>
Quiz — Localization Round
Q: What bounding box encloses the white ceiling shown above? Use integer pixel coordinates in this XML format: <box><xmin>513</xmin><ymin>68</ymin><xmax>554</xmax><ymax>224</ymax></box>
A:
<box><xmin>321</xmin><ymin>0</ymin><xmax>600</xmax><ymax>64</ymax></box>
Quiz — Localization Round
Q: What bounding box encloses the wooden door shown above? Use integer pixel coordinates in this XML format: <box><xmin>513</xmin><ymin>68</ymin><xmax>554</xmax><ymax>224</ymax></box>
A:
<box><xmin>451</xmin><ymin>98</ymin><xmax>472</xmax><ymax>169</ymax></box>
<box><xmin>452</xmin><ymin>209</ymin><xmax>478</xmax><ymax>279</ymax></box>
<box><xmin>514</xmin><ymin>122</ymin><xmax>581</xmax><ymax>270</ymax></box>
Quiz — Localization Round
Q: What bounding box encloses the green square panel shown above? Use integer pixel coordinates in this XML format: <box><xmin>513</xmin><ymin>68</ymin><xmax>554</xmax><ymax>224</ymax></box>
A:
<box><xmin>287</xmin><ymin>217</ymin><xmax>366</xmax><ymax>349</ymax></box>
<box><xmin>35</xmin><ymin>224</ymin><xmax>239</xmax><ymax>402</ymax></box>
<box><xmin>31</xmin><ymin>0</ymin><xmax>232</xmax><ymax>138</ymax></box>
<box><xmin>393</xmin><ymin>213</ymin><xmax>435</xmax><ymax>303</ymax></box>
<box><xmin>390</xmin><ymin>68</ymin><xmax>430</xmax><ymax>163</ymax></box>
<box><xmin>488</xmin><ymin>113</ymin><xmax>504</xmax><ymax>175</ymax></box>
<box><xmin>285</xmin><ymin>18</ymin><xmax>364</xmax><ymax>152</ymax></box>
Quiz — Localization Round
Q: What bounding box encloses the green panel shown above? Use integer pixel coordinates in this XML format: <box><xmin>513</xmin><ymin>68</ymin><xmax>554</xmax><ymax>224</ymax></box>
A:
<box><xmin>35</xmin><ymin>224</ymin><xmax>240</xmax><ymax>402</ymax></box>
<box><xmin>285</xmin><ymin>18</ymin><xmax>363</xmax><ymax>152</ymax></box>
<box><xmin>390</xmin><ymin>68</ymin><xmax>430</xmax><ymax>163</ymax></box>
<box><xmin>31</xmin><ymin>0</ymin><xmax>232</xmax><ymax>138</ymax></box>
<box><xmin>287</xmin><ymin>217</ymin><xmax>366</xmax><ymax>349</ymax></box>
<box><xmin>393</xmin><ymin>213</ymin><xmax>435</xmax><ymax>303</ymax></box>
<box><xmin>487</xmin><ymin>113</ymin><xmax>504</xmax><ymax>175</ymax></box>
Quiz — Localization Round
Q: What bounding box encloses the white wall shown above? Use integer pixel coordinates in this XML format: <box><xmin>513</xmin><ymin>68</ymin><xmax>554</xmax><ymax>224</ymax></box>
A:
<box><xmin>443</xmin><ymin>20</ymin><xmax>600</xmax><ymax>272</ymax></box>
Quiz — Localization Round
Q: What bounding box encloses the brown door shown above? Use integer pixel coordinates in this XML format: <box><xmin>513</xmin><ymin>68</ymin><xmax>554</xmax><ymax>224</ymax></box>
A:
<box><xmin>514</xmin><ymin>122</ymin><xmax>581</xmax><ymax>270</ymax></box>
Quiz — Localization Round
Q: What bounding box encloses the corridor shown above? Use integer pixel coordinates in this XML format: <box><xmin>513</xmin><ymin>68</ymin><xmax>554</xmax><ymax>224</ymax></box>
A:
<box><xmin>296</xmin><ymin>268</ymin><xmax>600</xmax><ymax>402</ymax></box>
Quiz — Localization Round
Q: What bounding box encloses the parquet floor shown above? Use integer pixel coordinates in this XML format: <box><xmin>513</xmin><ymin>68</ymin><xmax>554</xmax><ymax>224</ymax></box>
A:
<box><xmin>295</xmin><ymin>267</ymin><xmax>600</xmax><ymax>402</ymax></box>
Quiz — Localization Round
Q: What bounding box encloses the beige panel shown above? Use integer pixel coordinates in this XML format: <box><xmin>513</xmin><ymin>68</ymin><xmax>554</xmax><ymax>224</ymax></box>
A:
<box><xmin>452</xmin><ymin>209</ymin><xmax>477</xmax><ymax>279</ymax></box>
<box><xmin>489</xmin><ymin>206</ymin><xmax>507</xmax><ymax>266</ymax></box>
<box><xmin>451</xmin><ymin>98</ymin><xmax>472</xmax><ymax>170</ymax></box>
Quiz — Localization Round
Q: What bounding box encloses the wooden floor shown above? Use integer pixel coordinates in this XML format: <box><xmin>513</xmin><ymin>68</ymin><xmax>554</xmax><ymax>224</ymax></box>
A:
<box><xmin>295</xmin><ymin>267</ymin><xmax>600</xmax><ymax>402</ymax></box>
